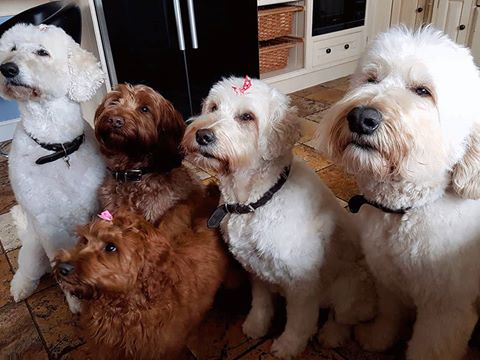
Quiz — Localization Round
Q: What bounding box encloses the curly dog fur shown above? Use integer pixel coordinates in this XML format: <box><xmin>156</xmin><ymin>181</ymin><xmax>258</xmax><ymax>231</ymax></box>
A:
<box><xmin>95</xmin><ymin>84</ymin><xmax>201</xmax><ymax>224</ymax></box>
<box><xmin>53</xmin><ymin>190</ymin><xmax>228</xmax><ymax>360</ymax></box>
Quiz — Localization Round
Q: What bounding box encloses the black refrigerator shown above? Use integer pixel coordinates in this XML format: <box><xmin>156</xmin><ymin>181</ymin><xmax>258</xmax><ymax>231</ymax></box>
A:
<box><xmin>94</xmin><ymin>0</ymin><xmax>260</xmax><ymax>118</ymax></box>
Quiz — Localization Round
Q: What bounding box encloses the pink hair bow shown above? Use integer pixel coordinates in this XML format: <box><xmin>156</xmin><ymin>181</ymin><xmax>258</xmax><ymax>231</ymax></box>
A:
<box><xmin>232</xmin><ymin>75</ymin><xmax>252</xmax><ymax>95</ymax></box>
<box><xmin>97</xmin><ymin>210</ymin><xmax>113</xmax><ymax>221</ymax></box>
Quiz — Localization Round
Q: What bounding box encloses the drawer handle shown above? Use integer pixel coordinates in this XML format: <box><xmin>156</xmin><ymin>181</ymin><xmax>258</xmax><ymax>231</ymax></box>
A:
<box><xmin>344</xmin><ymin>44</ymin><xmax>350</xmax><ymax>50</ymax></box>
<box><xmin>459</xmin><ymin>24</ymin><xmax>466</xmax><ymax>30</ymax></box>
<box><xmin>326</xmin><ymin>48</ymin><xmax>331</xmax><ymax>54</ymax></box>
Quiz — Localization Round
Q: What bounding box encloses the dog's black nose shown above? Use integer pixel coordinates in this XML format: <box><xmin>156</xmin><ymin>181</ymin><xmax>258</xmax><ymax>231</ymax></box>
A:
<box><xmin>0</xmin><ymin>62</ymin><xmax>19</xmax><ymax>78</ymax></box>
<box><xmin>196</xmin><ymin>129</ymin><xmax>216</xmax><ymax>146</ymax></box>
<box><xmin>347</xmin><ymin>106</ymin><xmax>383</xmax><ymax>135</ymax></box>
<box><xmin>57</xmin><ymin>262</ymin><xmax>75</xmax><ymax>276</ymax></box>
<box><xmin>108</xmin><ymin>116</ymin><xmax>124</xmax><ymax>129</ymax></box>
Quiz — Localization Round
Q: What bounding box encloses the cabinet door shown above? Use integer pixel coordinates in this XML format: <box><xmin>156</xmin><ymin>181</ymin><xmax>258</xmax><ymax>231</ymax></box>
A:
<box><xmin>366</xmin><ymin>0</ymin><xmax>393</xmax><ymax>42</ymax></box>
<box><xmin>433</xmin><ymin>0</ymin><xmax>475</xmax><ymax>44</ymax></box>
<box><xmin>96</xmin><ymin>0</ymin><xmax>192</xmax><ymax>117</ymax></box>
<box><xmin>391</xmin><ymin>0</ymin><xmax>431</xmax><ymax>28</ymax></box>
<box><xmin>183</xmin><ymin>0</ymin><xmax>259</xmax><ymax>116</ymax></box>
<box><xmin>469</xmin><ymin>6</ymin><xmax>480</xmax><ymax>64</ymax></box>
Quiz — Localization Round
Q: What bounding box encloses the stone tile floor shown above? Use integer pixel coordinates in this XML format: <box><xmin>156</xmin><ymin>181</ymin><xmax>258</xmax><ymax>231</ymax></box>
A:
<box><xmin>1</xmin><ymin>77</ymin><xmax>479</xmax><ymax>359</ymax></box>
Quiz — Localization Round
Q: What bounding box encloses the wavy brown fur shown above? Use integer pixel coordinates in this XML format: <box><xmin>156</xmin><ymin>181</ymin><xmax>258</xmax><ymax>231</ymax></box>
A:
<box><xmin>53</xmin><ymin>196</ymin><xmax>228</xmax><ymax>360</ymax></box>
<box><xmin>94</xmin><ymin>84</ymin><xmax>202</xmax><ymax>224</ymax></box>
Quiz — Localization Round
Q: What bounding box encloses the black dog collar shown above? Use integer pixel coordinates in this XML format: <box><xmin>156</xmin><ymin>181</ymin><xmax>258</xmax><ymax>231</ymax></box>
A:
<box><xmin>208</xmin><ymin>166</ymin><xmax>291</xmax><ymax>229</ymax></box>
<box><xmin>110</xmin><ymin>167</ymin><xmax>153</xmax><ymax>182</ymax></box>
<box><xmin>28</xmin><ymin>132</ymin><xmax>84</xmax><ymax>167</ymax></box>
<box><xmin>348</xmin><ymin>195</ymin><xmax>411</xmax><ymax>215</ymax></box>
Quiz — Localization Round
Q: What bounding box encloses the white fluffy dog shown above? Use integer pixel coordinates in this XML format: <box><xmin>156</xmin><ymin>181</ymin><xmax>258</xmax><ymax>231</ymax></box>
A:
<box><xmin>182</xmin><ymin>77</ymin><xmax>376</xmax><ymax>359</ymax></box>
<box><xmin>0</xmin><ymin>24</ymin><xmax>105</xmax><ymax>311</ymax></box>
<box><xmin>314</xmin><ymin>26</ymin><xmax>480</xmax><ymax>360</ymax></box>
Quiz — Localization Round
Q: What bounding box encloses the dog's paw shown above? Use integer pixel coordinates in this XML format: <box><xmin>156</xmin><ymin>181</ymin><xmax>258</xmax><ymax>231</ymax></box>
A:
<box><xmin>242</xmin><ymin>310</ymin><xmax>271</xmax><ymax>339</ymax></box>
<box><xmin>65</xmin><ymin>292</ymin><xmax>82</xmax><ymax>314</ymax></box>
<box><xmin>317</xmin><ymin>322</ymin><xmax>351</xmax><ymax>348</ymax></box>
<box><xmin>354</xmin><ymin>321</ymin><xmax>397</xmax><ymax>352</ymax></box>
<box><xmin>10</xmin><ymin>272</ymin><xmax>39</xmax><ymax>302</ymax></box>
<box><xmin>270</xmin><ymin>332</ymin><xmax>306</xmax><ymax>360</ymax></box>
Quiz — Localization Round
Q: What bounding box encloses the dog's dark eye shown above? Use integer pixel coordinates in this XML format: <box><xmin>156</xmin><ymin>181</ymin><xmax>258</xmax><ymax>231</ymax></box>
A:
<box><xmin>104</xmin><ymin>242</ymin><xmax>117</xmax><ymax>253</ymax></box>
<box><xmin>35</xmin><ymin>49</ymin><xmax>50</xmax><ymax>57</ymax></box>
<box><xmin>79</xmin><ymin>237</ymin><xmax>88</xmax><ymax>246</ymax></box>
<box><xmin>210</xmin><ymin>104</ymin><xmax>218</xmax><ymax>112</ymax></box>
<box><xmin>414</xmin><ymin>87</ymin><xmax>431</xmax><ymax>97</ymax></box>
<box><xmin>140</xmin><ymin>106</ymin><xmax>149</xmax><ymax>113</ymax></box>
<box><xmin>238</xmin><ymin>112</ymin><xmax>254</xmax><ymax>121</ymax></box>
<box><xmin>11</xmin><ymin>45</ymin><xmax>16</xmax><ymax>52</ymax></box>
<box><xmin>367</xmin><ymin>76</ymin><xmax>378</xmax><ymax>84</ymax></box>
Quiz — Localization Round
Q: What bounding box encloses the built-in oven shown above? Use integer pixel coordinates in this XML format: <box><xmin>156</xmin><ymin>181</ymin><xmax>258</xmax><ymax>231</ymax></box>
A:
<box><xmin>312</xmin><ymin>0</ymin><xmax>366</xmax><ymax>36</ymax></box>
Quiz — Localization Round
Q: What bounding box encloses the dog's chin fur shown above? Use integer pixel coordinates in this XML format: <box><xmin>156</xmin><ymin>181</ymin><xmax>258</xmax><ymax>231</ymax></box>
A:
<box><xmin>95</xmin><ymin>84</ymin><xmax>204</xmax><ymax>224</ymax></box>
<box><xmin>54</xmin><ymin>199</ymin><xmax>229</xmax><ymax>360</ymax></box>
<box><xmin>315</xmin><ymin>26</ymin><xmax>480</xmax><ymax>359</ymax></box>
<box><xmin>1</xmin><ymin>82</ymin><xmax>40</xmax><ymax>100</ymax></box>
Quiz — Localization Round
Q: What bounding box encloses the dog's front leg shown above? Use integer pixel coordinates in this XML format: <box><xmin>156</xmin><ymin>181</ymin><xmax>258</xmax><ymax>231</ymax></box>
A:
<box><xmin>355</xmin><ymin>283</ymin><xmax>407</xmax><ymax>352</ymax></box>
<box><xmin>242</xmin><ymin>276</ymin><xmax>274</xmax><ymax>339</ymax></box>
<box><xmin>317</xmin><ymin>312</ymin><xmax>351</xmax><ymax>348</ymax></box>
<box><xmin>271</xmin><ymin>284</ymin><xmax>321</xmax><ymax>359</ymax></box>
<box><xmin>406</xmin><ymin>302</ymin><xmax>477</xmax><ymax>360</ymax></box>
<box><xmin>10</xmin><ymin>217</ymin><xmax>50</xmax><ymax>301</ymax></box>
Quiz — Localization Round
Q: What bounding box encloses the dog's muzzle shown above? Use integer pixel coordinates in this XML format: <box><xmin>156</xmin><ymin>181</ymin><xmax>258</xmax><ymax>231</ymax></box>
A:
<box><xmin>0</xmin><ymin>62</ymin><xmax>19</xmax><ymax>79</ymax></box>
<box><xmin>347</xmin><ymin>106</ymin><xmax>383</xmax><ymax>135</ymax></box>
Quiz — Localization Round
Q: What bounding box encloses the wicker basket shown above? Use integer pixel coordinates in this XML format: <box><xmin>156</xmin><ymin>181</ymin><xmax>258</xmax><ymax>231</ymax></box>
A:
<box><xmin>259</xmin><ymin>37</ymin><xmax>302</xmax><ymax>74</ymax></box>
<box><xmin>258</xmin><ymin>5</ymin><xmax>304</xmax><ymax>41</ymax></box>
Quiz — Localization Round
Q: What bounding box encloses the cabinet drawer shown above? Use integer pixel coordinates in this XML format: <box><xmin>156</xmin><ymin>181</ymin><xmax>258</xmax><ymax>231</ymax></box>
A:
<box><xmin>312</xmin><ymin>31</ymin><xmax>365</xmax><ymax>67</ymax></box>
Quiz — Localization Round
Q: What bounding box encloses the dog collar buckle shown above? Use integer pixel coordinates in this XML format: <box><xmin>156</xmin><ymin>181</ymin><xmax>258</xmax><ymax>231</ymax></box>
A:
<box><xmin>111</xmin><ymin>169</ymin><xmax>144</xmax><ymax>182</ymax></box>
<box><xmin>127</xmin><ymin>170</ymin><xmax>143</xmax><ymax>182</ymax></box>
<box><xmin>207</xmin><ymin>166</ymin><xmax>291</xmax><ymax>229</ymax></box>
<box><xmin>208</xmin><ymin>205</ymin><xmax>229</xmax><ymax>229</ymax></box>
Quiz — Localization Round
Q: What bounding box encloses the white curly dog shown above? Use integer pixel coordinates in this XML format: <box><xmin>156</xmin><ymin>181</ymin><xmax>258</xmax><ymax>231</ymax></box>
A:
<box><xmin>0</xmin><ymin>24</ymin><xmax>105</xmax><ymax>312</ymax></box>
<box><xmin>182</xmin><ymin>77</ymin><xmax>376</xmax><ymax>359</ymax></box>
<box><xmin>315</xmin><ymin>26</ymin><xmax>480</xmax><ymax>360</ymax></box>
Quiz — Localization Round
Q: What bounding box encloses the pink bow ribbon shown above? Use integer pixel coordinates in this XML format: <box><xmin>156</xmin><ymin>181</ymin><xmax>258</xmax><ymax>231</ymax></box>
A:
<box><xmin>232</xmin><ymin>75</ymin><xmax>252</xmax><ymax>95</ymax></box>
<box><xmin>97</xmin><ymin>210</ymin><xmax>113</xmax><ymax>221</ymax></box>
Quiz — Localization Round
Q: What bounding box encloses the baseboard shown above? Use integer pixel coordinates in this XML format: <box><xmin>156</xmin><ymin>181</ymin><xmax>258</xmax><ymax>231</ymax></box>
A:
<box><xmin>0</xmin><ymin>118</ymin><xmax>19</xmax><ymax>142</ymax></box>
<box><xmin>264</xmin><ymin>60</ymin><xmax>357</xmax><ymax>94</ymax></box>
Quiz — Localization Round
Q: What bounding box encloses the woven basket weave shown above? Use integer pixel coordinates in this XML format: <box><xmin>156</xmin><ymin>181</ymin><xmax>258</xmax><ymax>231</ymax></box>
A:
<box><xmin>258</xmin><ymin>5</ymin><xmax>304</xmax><ymax>41</ymax></box>
<box><xmin>259</xmin><ymin>37</ymin><xmax>302</xmax><ymax>74</ymax></box>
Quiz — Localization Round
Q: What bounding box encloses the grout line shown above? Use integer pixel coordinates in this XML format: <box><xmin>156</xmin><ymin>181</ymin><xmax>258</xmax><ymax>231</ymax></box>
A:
<box><xmin>232</xmin><ymin>338</ymin><xmax>269</xmax><ymax>360</ymax></box>
<box><xmin>24</xmin><ymin>299</ymin><xmax>52</xmax><ymax>359</ymax></box>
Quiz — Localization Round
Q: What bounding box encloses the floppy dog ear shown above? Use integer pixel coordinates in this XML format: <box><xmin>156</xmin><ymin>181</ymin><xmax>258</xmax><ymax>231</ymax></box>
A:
<box><xmin>260</xmin><ymin>93</ymin><xmax>301</xmax><ymax>161</ymax></box>
<box><xmin>155</xmin><ymin>99</ymin><xmax>186</xmax><ymax>170</ymax></box>
<box><xmin>67</xmin><ymin>43</ymin><xmax>105</xmax><ymax>102</ymax></box>
<box><xmin>452</xmin><ymin>123</ymin><xmax>480</xmax><ymax>199</ymax></box>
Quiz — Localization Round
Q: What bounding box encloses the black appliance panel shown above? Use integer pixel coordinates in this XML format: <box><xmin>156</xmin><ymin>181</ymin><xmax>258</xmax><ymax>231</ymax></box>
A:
<box><xmin>96</xmin><ymin>0</ymin><xmax>259</xmax><ymax>118</ymax></box>
<box><xmin>312</xmin><ymin>0</ymin><xmax>366</xmax><ymax>36</ymax></box>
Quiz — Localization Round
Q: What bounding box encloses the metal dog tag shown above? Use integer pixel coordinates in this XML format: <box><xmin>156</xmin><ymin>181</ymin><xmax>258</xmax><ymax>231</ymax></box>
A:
<box><xmin>64</xmin><ymin>155</ymin><xmax>71</xmax><ymax>168</ymax></box>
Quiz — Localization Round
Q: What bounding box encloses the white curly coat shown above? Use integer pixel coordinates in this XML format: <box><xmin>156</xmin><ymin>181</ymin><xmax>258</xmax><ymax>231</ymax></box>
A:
<box><xmin>183</xmin><ymin>77</ymin><xmax>376</xmax><ymax>359</ymax></box>
<box><xmin>0</xmin><ymin>24</ymin><xmax>105</xmax><ymax>312</ymax></box>
<box><xmin>315</xmin><ymin>27</ymin><xmax>480</xmax><ymax>360</ymax></box>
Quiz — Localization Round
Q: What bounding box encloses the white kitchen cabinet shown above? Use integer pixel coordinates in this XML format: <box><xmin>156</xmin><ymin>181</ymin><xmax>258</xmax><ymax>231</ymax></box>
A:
<box><xmin>433</xmin><ymin>0</ymin><xmax>476</xmax><ymax>44</ymax></box>
<box><xmin>468</xmin><ymin>3</ymin><xmax>480</xmax><ymax>63</ymax></box>
<box><xmin>391</xmin><ymin>0</ymin><xmax>433</xmax><ymax>28</ymax></box>
<box><xmin>366</xmin><ymin>0</ymin><xmax>393</xmax><ymax>42</ymax></box>
<box><xmin>312</xmin><ymin>30</ymin><xmax>365</xmax><ymax>67</ymax></box>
